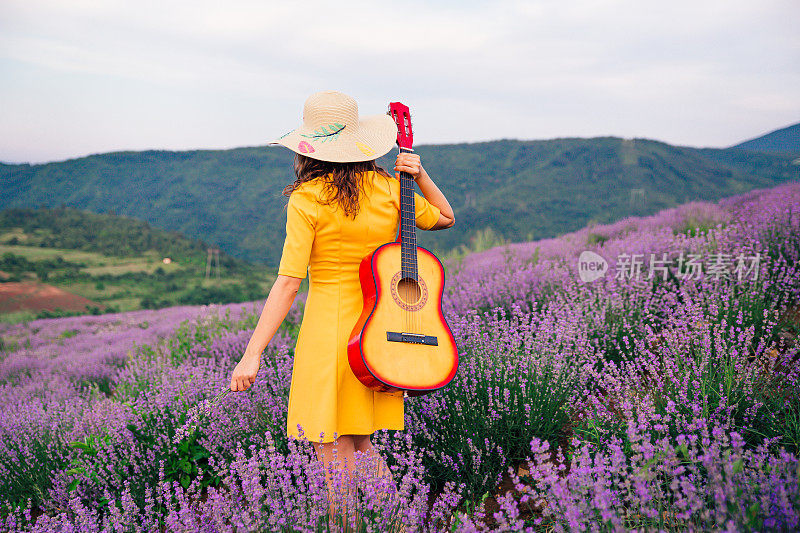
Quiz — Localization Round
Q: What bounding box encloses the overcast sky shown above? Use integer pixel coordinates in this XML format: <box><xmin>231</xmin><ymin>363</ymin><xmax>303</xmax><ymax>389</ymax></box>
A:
<box><xmin>1</xmin><ymin>0</ymin><xmax>798</xmax><ymax>164</ymax></box>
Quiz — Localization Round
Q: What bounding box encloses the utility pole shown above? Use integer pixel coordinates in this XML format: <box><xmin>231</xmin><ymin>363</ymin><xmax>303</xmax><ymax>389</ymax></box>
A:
<box><xmin>630</xmin><ymin>188</ymin><xmax>646</xmax><ymax>213</ymax></box>
<box><xmin>204</xmin><ymin>247</ymin><xmax>221</xmax><ymax>281</ymax></box>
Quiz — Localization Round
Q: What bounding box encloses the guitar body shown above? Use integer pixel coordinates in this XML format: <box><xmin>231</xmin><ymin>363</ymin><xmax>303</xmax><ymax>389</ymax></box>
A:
<box><xmin>347</xmin><ymin>242</ymin><xmax>458</xmax><ymax>396</ymax></box>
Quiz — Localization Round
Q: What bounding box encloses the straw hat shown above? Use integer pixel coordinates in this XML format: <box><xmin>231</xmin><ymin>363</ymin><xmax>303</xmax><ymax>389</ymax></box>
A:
<box><xmin>268</xmin><ymin>91</ymin><xmax>398</xmax><ymax>163</ymax></box>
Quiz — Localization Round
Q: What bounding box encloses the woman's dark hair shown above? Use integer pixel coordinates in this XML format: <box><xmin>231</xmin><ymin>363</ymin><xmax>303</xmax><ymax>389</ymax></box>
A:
<box><xmin>282</xmin><ymin>153</ymin><xmax>392</xmax><ymax>219</ymax></box>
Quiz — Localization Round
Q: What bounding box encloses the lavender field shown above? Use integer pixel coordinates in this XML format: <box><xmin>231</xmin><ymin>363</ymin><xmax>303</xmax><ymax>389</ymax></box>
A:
<box><xmin>1</xmin><ymin>181</ymin><xmax>799</xmax><ymax>532</ymax></box>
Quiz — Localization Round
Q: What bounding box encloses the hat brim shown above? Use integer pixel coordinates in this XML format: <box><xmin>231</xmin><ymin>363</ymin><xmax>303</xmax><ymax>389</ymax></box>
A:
<box><xmin>268</xmin><ymin>113</ymin><xmax>398</xmax><ymax>163</ymax></box>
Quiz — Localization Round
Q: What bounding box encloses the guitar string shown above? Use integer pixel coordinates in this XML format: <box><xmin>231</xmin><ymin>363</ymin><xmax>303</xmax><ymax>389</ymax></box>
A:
<box><xmin>401</xmin><ymin>171</ymin><xmax>420</xmax><ymax>335</ymax></box>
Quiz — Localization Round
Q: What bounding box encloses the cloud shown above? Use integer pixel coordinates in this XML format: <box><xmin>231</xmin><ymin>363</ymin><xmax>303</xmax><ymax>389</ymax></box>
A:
<box><xmin>0</xmin><ymin>0</ymin><xmax>798</xmax><ymax>162</ymax></box>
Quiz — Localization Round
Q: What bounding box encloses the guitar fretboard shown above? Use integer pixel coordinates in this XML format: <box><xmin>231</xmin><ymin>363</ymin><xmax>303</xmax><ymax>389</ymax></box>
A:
<box><xmin>399</xmin><ymin>165</ymin><xmax>418</xmax><ymax>281</ymax></box>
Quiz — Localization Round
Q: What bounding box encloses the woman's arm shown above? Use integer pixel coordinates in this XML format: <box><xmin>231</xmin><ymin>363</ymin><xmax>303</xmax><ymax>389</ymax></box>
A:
<box><xmin>230</xmin><ymin>274</ymin><xmax>302</xmax><ymax>392</ymax></box>
<box><xmin>395</xmin><ymin>152</ymin><xmax>455</xmax><ymax>230</ymax></box>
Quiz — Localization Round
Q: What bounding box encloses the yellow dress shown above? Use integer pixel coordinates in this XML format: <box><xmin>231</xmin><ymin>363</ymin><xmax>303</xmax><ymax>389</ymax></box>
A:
<box><xmin>278</xmin><ymin>170</ymin><xmax>442</xmax><ymax>443</ymax></box>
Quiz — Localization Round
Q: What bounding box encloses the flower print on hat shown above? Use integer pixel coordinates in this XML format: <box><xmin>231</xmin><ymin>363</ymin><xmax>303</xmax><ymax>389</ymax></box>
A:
<box><xmin>297</xmin><ymin>141</ymin><xmax>315</xmax><ymax>154</ymax></box>
<box><xmin>356</xmin><ymin>142</ymin><xmax>376</xmax><ymax>157</ymax></box>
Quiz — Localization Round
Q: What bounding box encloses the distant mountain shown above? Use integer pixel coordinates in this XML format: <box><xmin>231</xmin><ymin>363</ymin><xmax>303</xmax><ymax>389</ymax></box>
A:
<box><xmin>2</xmin><ymin>137</ymin><xmax>799</xmax><ymax>267</ymax></box>
<box><xmin>730</xmin><ymin>122</ymin><xmax>800</xmax><ymax>154</ymax></box>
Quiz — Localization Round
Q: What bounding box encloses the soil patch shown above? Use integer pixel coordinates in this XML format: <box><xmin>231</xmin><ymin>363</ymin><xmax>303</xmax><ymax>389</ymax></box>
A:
<box><xmin>0</xmin><ymin>281</ymin><xmax>105</xmax><ymax>313</ymax></box>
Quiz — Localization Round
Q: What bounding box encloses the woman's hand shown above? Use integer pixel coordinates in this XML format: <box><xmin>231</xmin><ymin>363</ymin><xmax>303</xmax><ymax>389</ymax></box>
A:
<box><xmin>230</xmin><ymin>352</ymin><xmax>260</xmax><ymax>392</ymax></box>
<box><xmin>394</xmin><ymin>152</ymin><xmax>422</xmax><ymax>181</ymax></box>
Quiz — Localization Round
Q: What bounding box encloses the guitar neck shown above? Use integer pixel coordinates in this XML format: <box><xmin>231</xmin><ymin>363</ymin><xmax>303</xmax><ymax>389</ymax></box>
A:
<box><xmin>398</xmin><ymin>147</ymin><xmax>418</xmax><ymax>281</ymax></box>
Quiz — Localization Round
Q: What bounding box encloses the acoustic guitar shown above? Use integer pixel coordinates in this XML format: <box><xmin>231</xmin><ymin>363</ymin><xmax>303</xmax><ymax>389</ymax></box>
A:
<box><xmin>347</xmin><ymin>102</ymin><xmax>459</xmax><ymax>398</ymax></box>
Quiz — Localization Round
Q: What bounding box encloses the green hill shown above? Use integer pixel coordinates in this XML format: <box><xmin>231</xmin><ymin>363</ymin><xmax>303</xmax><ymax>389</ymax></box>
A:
<box><xmin>2</xmin><ymin>137</ymin><xmax>798</xmax><ymax>267</ymax></box>
<box><xmin>730</xmin><ymin>121</ymin><xmax>800</xmax><ymax>154</ymax></box>
<box><xmin>0</xmin><ymin>205</ymin><xmax>241</xmax><ymax>267</ymax></box>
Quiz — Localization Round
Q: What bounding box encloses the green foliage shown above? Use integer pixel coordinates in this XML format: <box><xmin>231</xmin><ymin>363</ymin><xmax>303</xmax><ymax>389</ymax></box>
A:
<box><xmin>60</xmin><ymin>402</ymin><xmax>221</xmax><ymax>523</ymax></box>
<box><xmin>441</xmin><ymin>226</ymin><xmax>510</xmax><ymax>274</ymax></box>
<box><xmin>751</xmin><ymin>377</ymin><xmax>800</xmax><ymax>454</ymax></box>
<box><xmin>126</xmin><ymin>413</ymin><xmax>219</xmax><ymax>492</ymax></box>
<box><xmin>450</xmin><ymin>491</ymin><xmax>491</xmax><ymax>531</ymax></box>
<box><xmin>673</xmin><ymin>218</ymin><xmax>727</xmax><ymax>237</ymax></box>
<box><xmin>173</xmin><ymin>280</ymin><xmax>264</xmax><ymax>307</ymax></box>
<box><xmin>0</xmin><ymin>251</ymin><xmax>84</xmax><ymax>280</ymax></box>
<box><xmin>77</xmin><ymin>375</ymin><xmax>117</xmax><ymax>397</ymax></box>
<box><xmin>586</xmin><ymin>232</ymin><xmax>609</xmax><ymax>246</ymax></box>
<box><xmin>33</xmin><ymin>306</ymin><xmax>108</xmax><ymax>320</ymax></box>
<box><xmin>129</xmin><ymin>393</ymin><xmax>223</xmax><ymax>497</ymax></box>
<box><xmin>469</xmin><ymin>226</ymin><xmax>508</xmax><ymax>253</ymax></box>
<box><xmin>653</xmin><ymin>339</ymin><xmax>758</xmax><ymax>444</ymax></box>
<box><xmin>0</xmin><ymin>422</ymin><xmax>71</xmax><ymax>516</ymax></box>
<box><xmin>65</xmin><ymin>434</ymin><xmax>115</xmax><ymax>508</ymax></box>
<box><xmin>134</xmin><ymin>276</ymin><xmax>265</xmax><ymax>313</ymax></box>
<box><xmin>58</xmin><ymin>328</ymin><xmax>80</xmax><ymax>339</ymax></box>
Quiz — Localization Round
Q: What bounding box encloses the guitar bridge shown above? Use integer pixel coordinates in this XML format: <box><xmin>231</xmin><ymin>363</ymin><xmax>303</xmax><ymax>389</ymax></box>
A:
<box><xmin>387</xmin><ymin>331</ymin><xmax>438</xmax><ymax>346</ymax></box>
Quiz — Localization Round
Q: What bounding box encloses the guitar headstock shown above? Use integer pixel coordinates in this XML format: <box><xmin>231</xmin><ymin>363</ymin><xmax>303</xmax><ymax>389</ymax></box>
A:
<box><xmin>388</xmin><ymin>102</ymin><xmax>413</xmax><ymax>150</ymax></box>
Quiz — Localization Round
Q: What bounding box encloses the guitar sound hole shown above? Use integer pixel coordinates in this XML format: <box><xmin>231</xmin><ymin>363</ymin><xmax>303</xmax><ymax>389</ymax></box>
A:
<box><xmin>397</xmin><ymin>277</ymin><xmax>422</xmax><ymax>305</ymax></box>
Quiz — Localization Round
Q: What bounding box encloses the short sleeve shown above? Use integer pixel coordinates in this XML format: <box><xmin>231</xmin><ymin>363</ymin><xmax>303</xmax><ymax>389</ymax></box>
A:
<box><xmin>414</xmin><ymin>192</ymin><xmax>442</xmax><ymax>230</ymax></box>
<box><xmin>277</xmin><ymin>190</ymin><xmax>317</xmax><ymax>279</ymax></box>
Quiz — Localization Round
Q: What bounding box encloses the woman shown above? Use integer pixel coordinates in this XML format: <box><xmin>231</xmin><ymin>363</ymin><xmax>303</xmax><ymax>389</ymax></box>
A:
<box><xmin>228</xmin><ymin>91</ymin><xmax>455</xmax><ymax>516</ymax></box>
